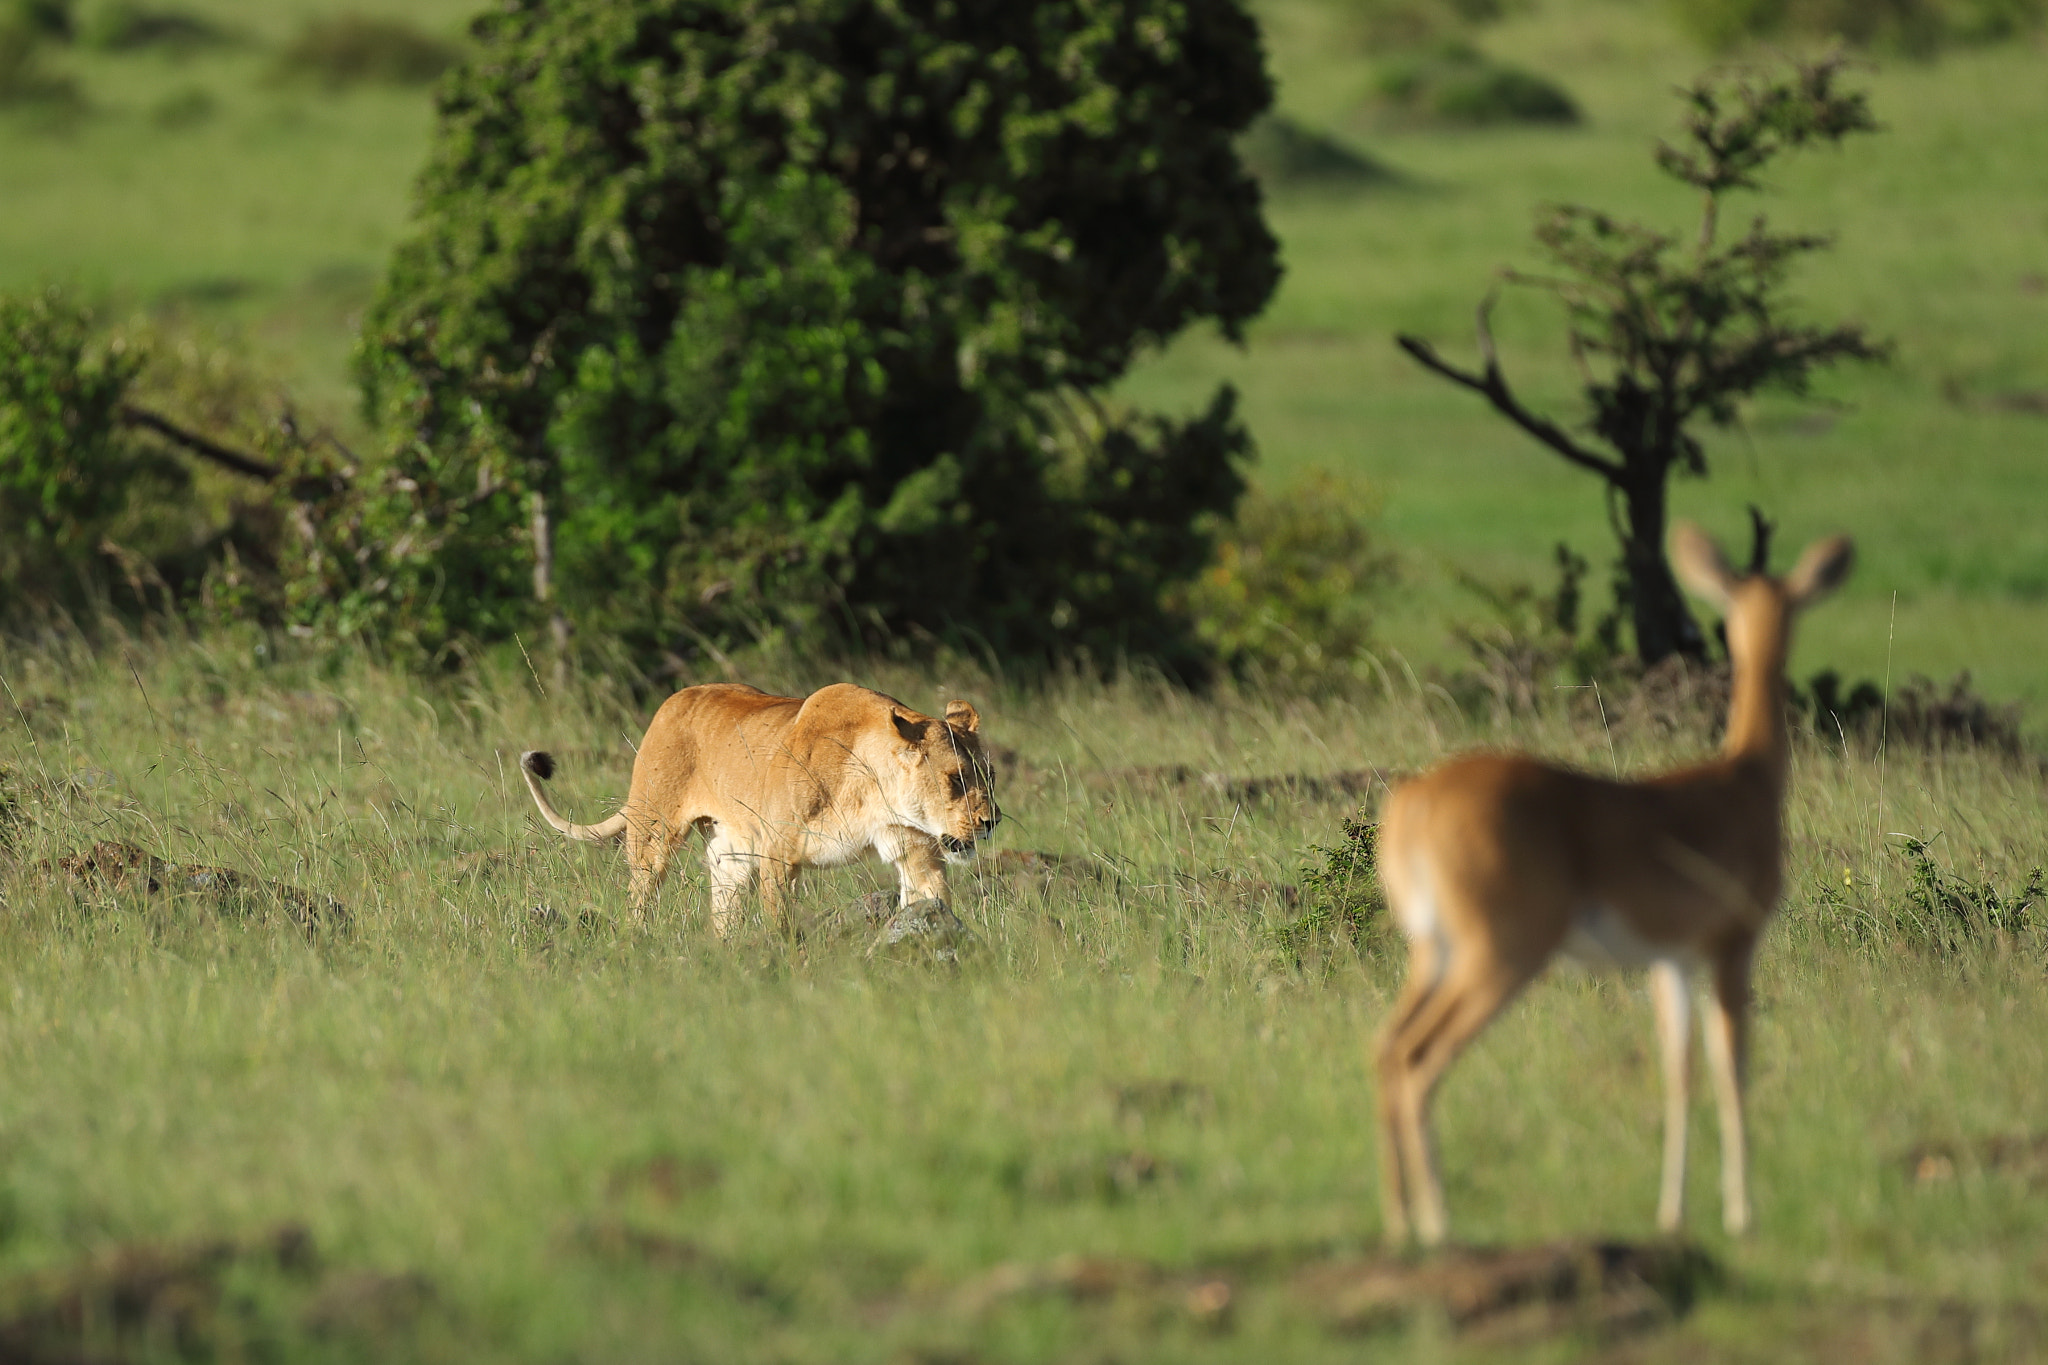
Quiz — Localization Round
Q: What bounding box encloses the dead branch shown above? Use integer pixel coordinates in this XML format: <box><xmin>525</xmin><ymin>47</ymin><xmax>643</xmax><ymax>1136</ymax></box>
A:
<box><xmin>1396</xmin><ymin>303</ymin><xmax>1624</xmax><ymax>483</ymax></box>
<box><xmin>119</xmin><ymin>404</ymin><xmax>281</xmax><ymax>482</ymax></box>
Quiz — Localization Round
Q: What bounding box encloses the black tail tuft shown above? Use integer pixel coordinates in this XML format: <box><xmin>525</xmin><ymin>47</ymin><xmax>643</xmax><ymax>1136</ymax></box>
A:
<box><xmin>521</xmin><ymin>750</ymin><xmax>556</xmax><ymax>781</ymax></box>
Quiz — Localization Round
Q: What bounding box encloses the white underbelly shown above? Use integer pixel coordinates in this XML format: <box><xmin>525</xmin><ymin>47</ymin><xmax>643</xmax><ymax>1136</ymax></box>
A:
<box><xmin>1562</xmin><ymin>903</ymin><xmax>1683</xmax><ymax>970</ymax></box>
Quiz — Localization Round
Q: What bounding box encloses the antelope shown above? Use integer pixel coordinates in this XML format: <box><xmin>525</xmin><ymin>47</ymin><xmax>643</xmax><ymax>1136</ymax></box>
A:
<box><xmin>1374</xmin><ymin>521</ymin><xmax>1854</xmax><ymax>1247</ymax></box>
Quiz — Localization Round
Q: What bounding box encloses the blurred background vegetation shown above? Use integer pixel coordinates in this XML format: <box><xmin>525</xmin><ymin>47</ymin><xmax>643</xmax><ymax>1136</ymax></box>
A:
<box><xmin>2</xmin><ymin>0</ymin><xmax>2046</xmax><ymax>731</ymax></box>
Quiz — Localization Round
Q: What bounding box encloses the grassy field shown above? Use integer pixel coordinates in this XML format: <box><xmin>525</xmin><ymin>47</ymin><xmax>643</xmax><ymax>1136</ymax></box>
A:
<box><xmin>1</xmin><ymin>627</ymin><xmax>2046</xmax><ymax>1361</ymax></box>
<box><xmin>4</xmin><ymin>0</ymin><xmax>2048</xmax><ymax>1359</ymax></box>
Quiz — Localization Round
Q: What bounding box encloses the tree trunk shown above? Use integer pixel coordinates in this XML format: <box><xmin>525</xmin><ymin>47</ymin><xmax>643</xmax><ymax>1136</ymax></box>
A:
<box><xmin>529</xmin><ymin>491</ymin><xmax>571</xmax><ymax>688</ymax></box>
<box><xmin>1621</xmin><ymin>478</ymin><xmax>1706</xmax><ymax>666</ymax></box>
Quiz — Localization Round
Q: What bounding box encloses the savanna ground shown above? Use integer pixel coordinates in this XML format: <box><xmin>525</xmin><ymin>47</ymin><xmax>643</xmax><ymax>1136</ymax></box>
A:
<box><xmin>3</xmin><ymin>0</ymin><xmax>2048</xmax><ymax>1360</ymax></box>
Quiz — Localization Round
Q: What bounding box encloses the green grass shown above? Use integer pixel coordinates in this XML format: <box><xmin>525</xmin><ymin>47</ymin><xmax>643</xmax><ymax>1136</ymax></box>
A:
<box><xmin>1</xmin><ymin>627</ymin><xmax>2046</xmax><ymax>1360</ymax></box>
<box><xmin>4</xmin><ymin>7</ymin><xmax>2048</xmax><ymax>1355</ymax></box>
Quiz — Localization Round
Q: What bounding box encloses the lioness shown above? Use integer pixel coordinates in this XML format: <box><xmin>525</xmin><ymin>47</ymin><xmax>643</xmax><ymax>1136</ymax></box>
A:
<box><xmin>520</xmin><ymin>683</ymin><xmax>998</xmax><ymax>934</ymax></box>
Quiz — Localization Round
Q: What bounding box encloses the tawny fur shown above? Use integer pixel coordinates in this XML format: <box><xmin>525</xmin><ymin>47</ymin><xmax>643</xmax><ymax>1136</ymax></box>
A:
<box><xmin>1374</xmin><ymin>522</ymin><xmax>1854</xmax><ymax>1247</ymax></box>
<box><xmin>521</xmin><ymin>683</ymin><xmax>998</xmax><ymax>936</ymax></box>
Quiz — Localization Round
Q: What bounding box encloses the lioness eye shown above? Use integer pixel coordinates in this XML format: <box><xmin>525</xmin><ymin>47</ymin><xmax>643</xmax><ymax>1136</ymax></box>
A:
<box><xmin>949</xmin><ymin>772</ymin><xmax>967</xmax><ymax>798</ymax></box>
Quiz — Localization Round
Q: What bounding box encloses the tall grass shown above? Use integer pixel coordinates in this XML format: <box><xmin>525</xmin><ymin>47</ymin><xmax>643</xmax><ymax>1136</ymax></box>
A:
<box><xmin>2</xmin><ymin>624</ymin><xmax>2044</xmax><ymax>1359</ymax></box>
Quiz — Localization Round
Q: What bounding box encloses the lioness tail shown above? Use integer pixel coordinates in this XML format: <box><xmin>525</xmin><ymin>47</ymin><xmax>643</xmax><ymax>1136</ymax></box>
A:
<box><xmin>519</xmin><ymin>750</ymin><xmax>630</xmax><ymax>843</ymax></box>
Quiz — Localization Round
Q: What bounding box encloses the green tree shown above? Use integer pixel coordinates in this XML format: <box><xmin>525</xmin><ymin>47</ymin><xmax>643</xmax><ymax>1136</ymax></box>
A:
<box><xmin>354</xmin><ymin>0</ymin><xmax>1280</xmax><ymax>675</ymax></box>
<box><xmin>1398</xmin><ymin>57</ymin><xmax>1885</xmax><ymax>665</ymax></box>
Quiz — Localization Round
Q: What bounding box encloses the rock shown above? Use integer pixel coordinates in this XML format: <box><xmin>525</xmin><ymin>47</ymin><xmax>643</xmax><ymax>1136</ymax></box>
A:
<box><xmin>867</xmin><ymin>897</ymin><xmax>978</xmax><ymax>964</ymax></box>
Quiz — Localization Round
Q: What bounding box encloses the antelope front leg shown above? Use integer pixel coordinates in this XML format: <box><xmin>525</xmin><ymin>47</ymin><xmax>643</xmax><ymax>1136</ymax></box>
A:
<box><xmin>1649</xmin><ymin>958</ymin><xmax>1693</xmax><ymax>1233</ymax></box>
<box><xmin>1704</xmin><ymin>939</ymin><xmax>1756</xmax><ymax>1235</ymax></box>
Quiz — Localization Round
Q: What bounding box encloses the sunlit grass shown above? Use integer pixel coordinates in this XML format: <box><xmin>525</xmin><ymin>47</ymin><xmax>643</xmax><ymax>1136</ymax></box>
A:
<box><xmin>1</xmin><ymin>626</ymin><xmax>2044</xmax><ymax>1359</ymax></box>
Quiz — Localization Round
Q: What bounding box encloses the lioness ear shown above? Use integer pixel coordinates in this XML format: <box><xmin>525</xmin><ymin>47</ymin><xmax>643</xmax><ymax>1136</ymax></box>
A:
<box><xmin>944</xmin><ymin>700</ymin><xmax>980</xmax><ymax>734</ymax></box>
<box><xmin>891</xmin><ymin>709</ymin><xmax>931</xmax><ymax>745</ymax></box>
<box><xmin>1671</xmin><ymin>520</ymin><xmax>1738</xmax><ymax>612</ymax></box>
<box><xmin>1783</xmin><ymin>534</ymin><xmax>1854</xmax><ymax>609</ymax></box>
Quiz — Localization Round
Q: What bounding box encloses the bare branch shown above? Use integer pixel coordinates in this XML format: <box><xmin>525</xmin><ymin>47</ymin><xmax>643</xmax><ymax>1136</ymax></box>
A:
<box><xmin>119</xmin><ymin>404</ymin><xmax>280</xmax><ymax>482</ymax></box>
<box><xmin>1395</xmin><ymin>332</ymin><xmax>1625</xmax><ymax>483</ymax></box>
<box><xmin>1745</xmin><ymin>504</ymin><xmax>1775</xmax><ymax>575</ymax></box>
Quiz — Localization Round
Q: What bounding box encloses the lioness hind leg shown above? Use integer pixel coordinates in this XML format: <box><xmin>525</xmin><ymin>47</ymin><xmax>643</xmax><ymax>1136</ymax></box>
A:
<box><xmin>624</xmin><ymin>814</ymin><xmax>682</xmax><ymax>917</ymax></box>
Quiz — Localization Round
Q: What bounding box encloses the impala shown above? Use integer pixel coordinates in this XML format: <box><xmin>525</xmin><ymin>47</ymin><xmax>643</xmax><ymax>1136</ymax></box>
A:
<box><xmin>1374</xmin><ymin>521</ymin><xmax>1854</xmax><ymax>1246</ymax></box>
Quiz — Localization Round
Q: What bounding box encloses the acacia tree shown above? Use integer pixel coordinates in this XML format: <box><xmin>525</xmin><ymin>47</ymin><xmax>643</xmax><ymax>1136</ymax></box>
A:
<box><xmin>351</xmin><ymin>0</ymin><xmax>1280</xmax><ymax>674</ymax></box>
<box><xmin>1398</xmin><ymin>57</ymin><xmax>1886</xmax><ymax>665</ymax></box>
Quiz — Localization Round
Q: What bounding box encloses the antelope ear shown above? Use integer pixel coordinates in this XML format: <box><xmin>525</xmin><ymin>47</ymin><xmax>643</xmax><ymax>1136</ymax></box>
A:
<box><xmin>891</xmin><ymin>709</ymin><xmax>932</xmax><ymax>745</ymax></box>
<box><xmin>944</xmin><ymin>700</ymin><xmax>981</xmax><ymax>734</ymax></box>
<box><xmin>1671</xmin><ymin>520</ymin><xmax>1738</xmax><ymax>611</ymax></box>
<box><xmin>1783</xmin><ymin>534</ymin><xmax>1855</xmax><ymax>609</ymax></box>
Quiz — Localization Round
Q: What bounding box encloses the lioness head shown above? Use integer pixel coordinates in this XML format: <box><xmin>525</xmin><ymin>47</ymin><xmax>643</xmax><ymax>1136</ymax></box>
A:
<box><xmin>890</xmin><ymin>700</ymin><xmax>1000</xmax><ymax>860</ymax></box>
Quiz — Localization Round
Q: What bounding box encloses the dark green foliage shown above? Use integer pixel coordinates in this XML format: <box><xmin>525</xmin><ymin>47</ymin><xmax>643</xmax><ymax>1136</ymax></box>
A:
<box><xmin>272</xmin><ymin>15</ymin><xmax>461</xmax><ymax>89</ymax></box>
<box><xmin>1894</xmin><ymin>836</ymin><xmax>2042</xmax><ymax>955</ymax></box>
<box><xmin>354</xmin><ymin>0</ymin><xmax>1280</xmax><ymax>674</ymax></box>
<box><xmin>1238</xmin><ymin>114</ymin><xmax>1395</xmax><ymax>189</ymax></box>
<box><xmin>1332</xmin><ymin>0</ymin><xmax>1507</xmax><ymax>49</ymax></box>
<box><xmin>1399</xmin><ymin>58</ymin><xmax>1886</xmax><ymax>666</ymax></box>
<box><xmin>1284</xmin><ymin>814</ymin><xmax>1389</xmax><ymax>956</ymax></box>
<box><xmin>1178</xmin><ymin>476</ymin><xmax>1397</xmax><ymax>689</ymax></box>
<box><xmin>1445</xmin><ymin>541</ymin><xmax>1626</xmax><ymax>712</ymax></box>
<box><xmin>78</xmin><ymin>2</ymin><xmax>229</xmax><ymax>53</ymax></box>
<box><xmin>1373</xmin><ymin>42</ymin><xmax>1579</xmax><ymax>127</ymax></box>
<box><xmin>0</xmin><ymin>290</ymin><xmax>180</xmax><ymax>593</ymax></box>
<box><xmin>0</xmin><ymin>20</ymin><xmax>81</xmax><ymax>109</ymax></box>
<box><xmin>1672</xmin><ymin>0</ymin><xmax>2044</xmax><ymax>55</ymax></box>
<box><xmin>1804</xmin><ymin>669</ymin><xmax>2026</xmax><ymax>754</ymax></box>
<box><xmin>2</xmin><ymin>0</ymin><xmax>71</xmax><ymax>41</ymax></box>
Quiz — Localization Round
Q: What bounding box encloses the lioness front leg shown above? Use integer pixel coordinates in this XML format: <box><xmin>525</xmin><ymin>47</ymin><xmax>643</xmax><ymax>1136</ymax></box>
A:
<box><xmin>893</xmin><ymin>837</ymin><xmax>950</xmax><ymax>908</ymax></box>
<box><xmin>703</xmin><ymin>839</ymin><xmax>752</xmax><ymax>939</ymax></box>
<box><xmin>758</xmin><ymin>860</ymin><xmax>801</xmax><ymax>939</ymax></box>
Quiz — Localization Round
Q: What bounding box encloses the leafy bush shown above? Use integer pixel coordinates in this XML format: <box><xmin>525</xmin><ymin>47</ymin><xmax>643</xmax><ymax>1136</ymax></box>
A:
<box><xmin>1</xmin><ymin>0</ymin><xmax>71</xmax><ymax>41</ymax></box>
<box><xmin>148</xmin><ymin>84</ymin><xmax>214</xmax><ymax>128</ymax></box>
<box><xmin>0</xmin><ymin>21</ymin><xmax>82</xmax><ymax>109</ymax></box>
<box><xmin>0</xmin><ymin>290</ymin><xmax>187</xmax><ymax>599</ymax></box>
<box><xmin>1819</xmin><ymin>836</ymin><xmax>2045</xmax><ymax>958</ymax></box>
<box><xmin>1672</xmin><ymin>0</ymin><xmax>2044</xmax><ymax>54</ymax></box>
<box><xmin>1238</xmin><ymin>114</ymin><xmax>1394</xmax><ymax>190</ymax></box>
<box><xmin>1281</xmin><ymin>813</ymin><xmax>1392</xmax><ymax>958</ymax></box>
<box><xmin>271</xmin><ymin>15</ymin><xmax>461</xmax><ymax>88</ymax></box>
<box><xmin>1373</xmin><ymin>41</ymin><xmax>1579</xmax><ymax>126</ymax></box>
<box><xmin>354</xmin><ymin>0</ymin><xmax>1281</xmax><ymax>675</ymax></box>
<box><xmin>1178</xmin><ymin>476</ymin><xmax>1396</xmax><ymax>689</ymax></box>
<box><xmin>1805</xmin><ymin>669</ymin><xmax>2027</xmax><ymax>755</ymax></box>
<box><xmin>1330</xmin><ymin>0</ymin><xmax>1508</xmax><ymax>49</ymax></box>
<box><xmin>77</xmin><ymin>2</ymin><xmax>227</xmax><ymax>52</ymax></box>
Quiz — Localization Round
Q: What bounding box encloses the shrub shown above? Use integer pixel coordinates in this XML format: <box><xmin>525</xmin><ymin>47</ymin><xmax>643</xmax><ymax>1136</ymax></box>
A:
<box><xmin>1178</xmin><ymin>476</ymin><xmax>1396</xmax><ymax>690</ymax></box>
<box><xmin>0</xmin><ymin>21</ymin><xmax>82</xmax><ymax>109</ymax></box>
<box><xmin>1</xmin><ymin>0</ymin><xmax>71</xmax><ymax>41</ymax></box>
<box><xmin>1671</xmin><ymin>0</ymin><xmax>2044</xmax><ymax>54</ymax></box>
<box><xmin>1820</xmin><ymin>836</ymin><xmax>2046</xmax><ymax>958</ymax></box>
<box><xmin>271</xmin><ymin>15</ymin><xmax>461</xmax><ymax>88</ymax></box>
<box><xmin>1238</xmin><ymin>114</ymin><xmax>1395</xmax><ymax>190</ymax></box>
<box><xmin>0</xmin><ymin>290</ymin><xmax>184</xmax><ymax>600</ymax></box>
<box><xmin>354</xmin><ymin>0</ymin><xmax>1282</xmax><ymax>675</ymax></box>
<box><xmin>1330</xmin><ymin>0</ymin><xmax>1508</xmax><ymax>49</ymax></box>
<box><xmin>1373</xmin><ymin>43</ymin><xmax>1579</xmax><ymax>126</ymax></box>
<box><xmin>1282</xmin><ymin>814</ymin><xmax>1392</xmax><ymax>958</ymax></box>
<box><xmin>1804</xmin><ymin>669</ymin><xmax>2027</xmax><ymax>755</ymax></box>
<box><xmin>148</xmin><ymin>85</ymin><xmax>214</xmax><ymax>127</ymax></box>
<box><xmin>76</xmin><ymin>1</ymin><xmax>226</xmax><ymax>51</ymax></box>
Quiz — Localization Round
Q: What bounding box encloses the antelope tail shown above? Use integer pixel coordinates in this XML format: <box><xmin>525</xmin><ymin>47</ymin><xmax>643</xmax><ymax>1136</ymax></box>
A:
<box><xmin>519</xmin><ymin>750</ymin><xmax>630</xmax><ymax>843</ymax></box>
